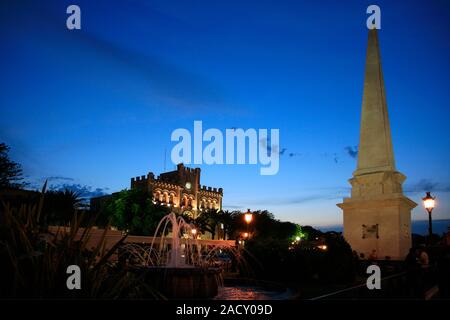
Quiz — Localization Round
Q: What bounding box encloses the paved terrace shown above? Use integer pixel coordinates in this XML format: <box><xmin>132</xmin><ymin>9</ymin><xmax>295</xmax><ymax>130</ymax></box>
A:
<box><xmin>48</xmin><ymin>226</ymin><xmax>236</xmax><ymax>252</ymax></box>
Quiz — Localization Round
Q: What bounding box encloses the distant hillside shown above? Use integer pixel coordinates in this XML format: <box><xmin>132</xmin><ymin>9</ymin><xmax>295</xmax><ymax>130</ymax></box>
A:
<box><xmin>317</xmin><ymin>219</ymin><xmax>450</xmax><ymax>236</ymax></box>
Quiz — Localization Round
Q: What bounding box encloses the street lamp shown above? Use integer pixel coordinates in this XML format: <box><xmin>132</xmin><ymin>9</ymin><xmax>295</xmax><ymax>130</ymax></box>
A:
<box><xmin>244</xmin><ymin>209</ymin><xmax>253</xmax><ymax>224</ymax></box>
<box><xmin>422</xmin><ymin>192</ymin><xmax>436</xmax><ymax>245</ymax></box>
<box><xmin>244</xmin><ymin>209</ymin><xmax>253</xmax><ymax>237</ymax></box>
<box><xmin>191</xmin><ymin>228</ymin><xmax>197</xmax><ymax>239</ymax></box>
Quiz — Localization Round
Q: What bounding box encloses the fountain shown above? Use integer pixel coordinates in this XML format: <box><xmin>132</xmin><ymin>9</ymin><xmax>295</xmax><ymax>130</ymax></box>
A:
<box><xmin>118</xmin><ymin>212</ymin><xmax>295</xmax><ymax>300</ymax></box>
<box><xmin>149</xmin><ymin>211</ymin><xmax>199</xmax><ymax>268</ymax></box>
<box><xmin>120</xmin><ymin>212</ymin><xmax>235</xmax><ymax>299</ymax></box>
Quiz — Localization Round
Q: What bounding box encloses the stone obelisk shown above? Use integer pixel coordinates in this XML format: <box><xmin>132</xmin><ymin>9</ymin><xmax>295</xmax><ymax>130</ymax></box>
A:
<box><xmin>337</xmin><ymin>28</ymin><xmax>417</xmax><ymax>260</ymax></box>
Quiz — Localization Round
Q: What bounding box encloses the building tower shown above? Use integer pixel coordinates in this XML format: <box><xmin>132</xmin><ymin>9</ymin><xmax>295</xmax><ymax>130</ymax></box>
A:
<box><xmin>337</xmin><ymin>28</ymin><xmax>417</xmax><ymax>260</ymax></box>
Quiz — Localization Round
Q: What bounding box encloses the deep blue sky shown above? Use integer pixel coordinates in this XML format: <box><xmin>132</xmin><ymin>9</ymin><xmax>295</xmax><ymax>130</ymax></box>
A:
<box><xmin>1</xmin><ymin>0</ymin><xmax>449</xmax><ymax>227</ymax></box>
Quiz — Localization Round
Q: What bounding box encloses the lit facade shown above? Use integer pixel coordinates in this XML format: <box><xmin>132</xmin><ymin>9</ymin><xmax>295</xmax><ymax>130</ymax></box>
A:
<box><xmin>131</xmin><ymin>163</ymin><xmax>223</xmax><ymax>218</ymax></box>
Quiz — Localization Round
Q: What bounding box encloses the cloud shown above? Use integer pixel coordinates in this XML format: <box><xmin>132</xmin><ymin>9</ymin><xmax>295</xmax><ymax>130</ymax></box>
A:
<box><xmin>48</xmin><ymin>183</ymin><xmax>109</xmax><ymax>199</ymax></box>
<box><xmin>247</xmin><ymin>187</ymin><xmax>350</xmax><ymax>206</ymax></box>
<box><xmin>25</xmin><ymin>174</ymin><xmax>111</xmax><ymax>199</ymax></box>
<box><xmin>259</xmin><ymin>139</ymin><xmax>287</xmax><ymax>157</ymax></box>
<box><xmin>344</xmin><ymin>146</ymin><xmax>358</xmax><ymax>159</ymax></box>
<box><xmin>2</xmin><ymin>1</ymin><xmax>241</xmax><ymax>115</ymax></box>
<box><xmin>333</xmin><ymin>153</ymin><xmax>339</xmax><ymax>164</ymax></box>
<box><xmin>26</xmin><ymin>176</ymin><xmax>75</xmax><ymax>189</ymax></box>
<box><xmin>55</xmin><ymin>7</ymin><xmax>234</xmax><ymax>114</ymax></box>
<box><xmin>258</xmin><ymin>139</ymin><xmax>300</xmax><ymax>158</ymax></box>
<box><xmin>222</xmin><ymin>204</ymin><xmax>244</xmax><ymax>210</ymax></box>
<box><xmin>318</xmin><ymin>152</ymin><xmax>339</xmax><ymax>164</ymax></box>
<box><xmin>46</xmin><ymin>176</ymin><xmax>75</xmax><ymax>182</ymax></box>
<box><xmin>284</xmin><ymin>195</ymin><xmax>335</xmax><ymax>204</ymax></box>
<box><xmin>404</xmin><ymin>179</ymin><xmax>450</xmax><ymax>194</ymax></box>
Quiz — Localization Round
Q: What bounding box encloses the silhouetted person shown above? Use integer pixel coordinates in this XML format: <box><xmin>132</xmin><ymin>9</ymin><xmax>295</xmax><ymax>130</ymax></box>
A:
<box><xmin>404</xmin><ymin>247</ymin><xmax>420</xmax><ymax>298</ymax></box>
<box><xmin>419</xmin><ymin>246</ymin><xmax>432</xmax><ymax>293</ymax></box>
<box><xmin>405</xmin><ymin>247</ymin><xmax>418</xmax><ymax>267</ymax></box>
<box><xmin>418</xmin><ymin>247</ymin><xmax>429</xmax><ymax>269</ymax></box>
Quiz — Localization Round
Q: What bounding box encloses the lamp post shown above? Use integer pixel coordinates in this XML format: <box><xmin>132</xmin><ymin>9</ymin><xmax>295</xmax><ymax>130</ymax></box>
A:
<box><xmin>244</xmin><ymin>209</ymin><xmax>253</xmax><ymax>237</ymax></box>
<box><xmin>422</xmin><ymin>192</ymin><xmax>436</xmax><ymax>245</ymax></box>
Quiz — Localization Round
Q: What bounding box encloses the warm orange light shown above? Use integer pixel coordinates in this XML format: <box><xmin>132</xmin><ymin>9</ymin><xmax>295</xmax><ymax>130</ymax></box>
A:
<box><xmin>244</xmin><ymin>209</ymin><xmax>253</xmax><ymax>224</ymax></box>
<box><xmin>191</xmin><ymin>229</ymin><xmax>197</xmax><ymax>235</ymax></box>
<box><xmin>424</xmin><ymin>199</ymin><xmax>435</xmax><ymax>209</ymax></box>
<box><xmin>318</xmin><ymin>245</ymin><xmax>327</xmax><ymax>251</ymax></box>
<box><xmin>243</xmin><ymin>232</ymin><xmax>249</xmax><ymax>238</ymax></box>
<box><xmin>422</xmin><ymin>192</ymin><xmax>436</xmax><ymax>213</ymax></box>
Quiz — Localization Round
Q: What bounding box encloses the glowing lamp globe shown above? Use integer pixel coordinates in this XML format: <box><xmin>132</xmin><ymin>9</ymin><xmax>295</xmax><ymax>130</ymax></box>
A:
<box><xmin>422</xmin><ymin>192</ymin><xmax>436</xmax><ymax>214</ymax></box>
<box><xmin>244</xmin><ymin>209</ymin><xmax>253</xmax><ymax>224</ymax></box>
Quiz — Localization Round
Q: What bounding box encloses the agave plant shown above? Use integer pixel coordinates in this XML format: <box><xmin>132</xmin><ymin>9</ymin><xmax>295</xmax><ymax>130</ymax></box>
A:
<box><xmin>0</xmin><ymin>182</ymin><xmax>164</xmax><ymax>299</ymax></box>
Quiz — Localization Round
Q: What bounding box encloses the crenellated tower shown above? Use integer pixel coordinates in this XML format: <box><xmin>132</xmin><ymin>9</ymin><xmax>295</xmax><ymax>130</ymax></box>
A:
<box><xmin>131</xmin><ymin>163</ymin><xmax>223</xmax><ymax>219</ymax></box>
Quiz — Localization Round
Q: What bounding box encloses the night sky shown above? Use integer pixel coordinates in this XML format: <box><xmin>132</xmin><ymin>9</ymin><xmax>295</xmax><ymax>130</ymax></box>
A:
<box><xmin>1</xmin><ymin>0</ymin><xmax>449</xmax><ymax>227</ymax></box>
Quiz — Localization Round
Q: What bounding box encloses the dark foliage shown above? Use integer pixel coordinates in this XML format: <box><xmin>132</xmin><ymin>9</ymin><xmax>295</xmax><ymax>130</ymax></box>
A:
<box><xmin>0</xmin><ymin>143</ymin><xmax>26</xmax><ymax>188</ymax></box>
<box><xmin>101</xmin><ymin>189</ymin><xmax>169</xmax><ymax>235</ymax></box>
<box><xmin>184</xmin><ymin>209</ymin><xmax>233</xmax><ymax>239</ymax></box>
<box><xmin>227</xmin><ymin>210</ymin><xmax>300</xmax><ymax>240</ymax></box>
<box><xmin>0</xmin><ymin>184</ymin><xmax>162</xmax><ymax>299</ymax></box>
<box><xmin>242</xmin><ymin>230</ymin><xmax>355</xmax><ymax>285</ymax></box>
<box><xmin>42</xmin><ymin>189</ymin><xmax>84</xmax><ymax>226</ymax></box>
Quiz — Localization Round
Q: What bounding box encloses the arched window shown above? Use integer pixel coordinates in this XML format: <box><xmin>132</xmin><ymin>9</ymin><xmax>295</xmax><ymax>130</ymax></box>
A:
<box><xmin>153</xmin><ymin>190</ymin><xmax>162</xmax><ymax>202</ymax></box>
<box><xmin>201</xmin><ymin>198</ymin><xmax>206</xmax><ymax>209</ymax></box>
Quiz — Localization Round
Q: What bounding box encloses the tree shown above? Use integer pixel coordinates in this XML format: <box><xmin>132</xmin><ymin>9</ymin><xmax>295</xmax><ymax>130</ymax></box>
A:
<box><xmin>0</xmin><ymin>143</ymin><xmax>26</xmax><ymax>188</ymax></box>
<box><xmin>194</xmin><ymin>209</ymin><xmax>221</xmax><ymax>239</ymax></box>
<box><xmin>42</xmin><ymin>189</ymin><xmax>84</xmax><ymax>225</ymax></box>
<box><xmin>299</xmin><ymin>225</ymin><xmax>323</xmax><ymax>241</ymax></box>
<box><xmin>103</xmin><ymin>189</ymin><xmax>169</xmax><ymax>235</ymax></box>
<box><xmin>218</xmin><ymin>210</ymin><xmax>234</xmax><ymax>239</ymax></box>
<box><xmin>227</xmin><ymin>209</ymin><xmax>299</xmax><ymax>240</ymax></box>
<box><xmin>182</xmin><ymin>210</ymin><xmax>234</xmax><ymax>240</ymax></box>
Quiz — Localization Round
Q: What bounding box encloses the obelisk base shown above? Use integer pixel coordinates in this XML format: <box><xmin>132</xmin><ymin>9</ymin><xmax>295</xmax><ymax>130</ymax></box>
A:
<box><xmin>338</xmin><ymin>194</ymin><xmax>416</xmax><ymax>260</ymax></box>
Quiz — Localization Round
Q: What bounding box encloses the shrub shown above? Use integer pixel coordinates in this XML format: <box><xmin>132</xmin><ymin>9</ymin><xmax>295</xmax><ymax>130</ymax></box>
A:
<box><xmin>0</xmin><ymin>184</ymin><xmax>162</xmax><ymax>299</ymax></box>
